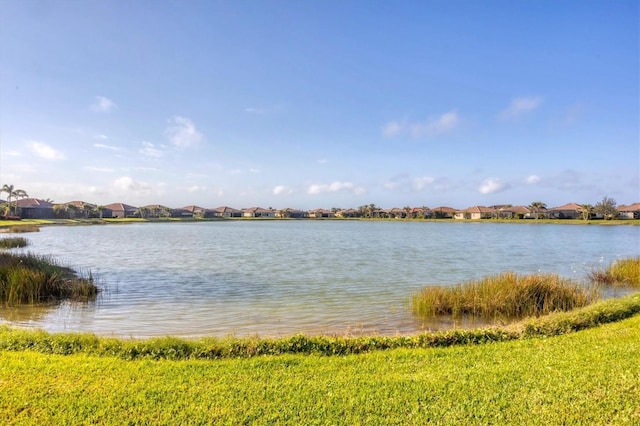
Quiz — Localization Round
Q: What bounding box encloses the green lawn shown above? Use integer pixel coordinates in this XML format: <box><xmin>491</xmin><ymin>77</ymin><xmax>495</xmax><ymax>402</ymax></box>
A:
<box><xmin>1</xmin><ymin>313</ymin><xmax>639</xmax><ymax>424</ymax></box>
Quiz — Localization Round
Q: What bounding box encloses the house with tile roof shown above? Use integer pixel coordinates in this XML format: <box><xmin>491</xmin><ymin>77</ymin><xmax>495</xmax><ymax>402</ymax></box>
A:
<box><xmin>16</xmin><ymin>198</ymin><xmax>55</xmax><ymax>219</ymax></box>
<box><xmin>617</xmin><ymin>203</ymin><xmax>640</xmax><ymax>219</ymax></box>
<box><xmin>104</xmin><ymin>202</ymin><xmax>138</xmax><ymax>218</ymax></box>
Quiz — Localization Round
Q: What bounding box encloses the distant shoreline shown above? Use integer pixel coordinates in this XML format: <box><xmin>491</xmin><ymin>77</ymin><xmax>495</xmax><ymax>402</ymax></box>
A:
<box><xmin>1</xmin><ymin>216</ymin><xmax>639</xmax><ymax>230</ymax></box>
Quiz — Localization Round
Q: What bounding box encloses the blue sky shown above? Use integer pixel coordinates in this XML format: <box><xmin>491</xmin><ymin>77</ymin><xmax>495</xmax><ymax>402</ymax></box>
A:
<box><xmin>1</xmin><ymin>0</ymin><xmax>638</xmax><ymax>210</ymax></box>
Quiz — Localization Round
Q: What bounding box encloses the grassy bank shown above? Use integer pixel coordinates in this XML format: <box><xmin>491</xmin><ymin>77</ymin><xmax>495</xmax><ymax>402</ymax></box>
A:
<box><xmin>0</xmin><ymin>252</ymin><xmax>99</xmax><ymax>305</ymax></box>
<box><xmin>1</xmin><ymin>292</ymin><xmax>638</xmax><ymax>360</ymax></box>
<box><xmin>1</xmin><ymin>300</ymin><xmax>638</xmax><ymax>424</ymax></box>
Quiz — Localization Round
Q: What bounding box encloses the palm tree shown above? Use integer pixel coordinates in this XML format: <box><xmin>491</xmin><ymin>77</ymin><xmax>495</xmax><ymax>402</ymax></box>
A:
<box><xmin>96</xmin><ymin>205</ymin><xmax>106</xmax><ymax>219</ymax></box>
<box><xmin>528</xmin><ymin>201</ymin><xmax>547</xmax><ymax>220</ymax></box>
<box><xmin>1</xmin><ymin>184</ymin><xmax>28</xmax><ymax>215</ymax></box>
<box><xmin>579</xmin><ymin>204</ymin><xmax>593</xmax><ymax>221</ymax></box>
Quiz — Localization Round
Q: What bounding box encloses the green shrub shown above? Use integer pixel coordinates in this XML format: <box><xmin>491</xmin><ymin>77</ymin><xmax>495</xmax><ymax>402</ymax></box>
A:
<box><xmin>412</xmin><ymin>272</ymin><xmax>598</xmax><ymax>319</ymax></box>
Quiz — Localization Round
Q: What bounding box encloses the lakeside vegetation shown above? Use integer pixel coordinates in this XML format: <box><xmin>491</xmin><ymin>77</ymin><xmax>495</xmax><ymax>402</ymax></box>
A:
<box><xmin>0</xmin><ymin>252</ymin><xmax>99</xmax><ymax>305</ymax></box>
<box><xmin>0</xmin><ymin>237</ymin><xmax>28</xmax><ymax>249</ymax></box>
<box><xmin>1</xmin><ymin>295</ymin><xmax>639</xmax><ymax>424</ymax></box>
<box><xmin>412</xmin><ymin>272</ymin><xmax>598</xmax><ymax>320</ymax></box>
<box><xmin>589</xmin><ymin>257</ymin><xmax>640</xmax><ymax>287</ymax></box>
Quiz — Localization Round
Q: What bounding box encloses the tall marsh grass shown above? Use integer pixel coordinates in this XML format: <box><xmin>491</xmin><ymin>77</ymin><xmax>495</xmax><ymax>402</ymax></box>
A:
<box><xmin>412</xmin><ymin>272</ymin><xmax>598</xmax><ymax>320</ymax></box>
<box><xmin>0</xmin><ymin>252</ymin><xmax>99</xmax><ymax>305</ymax></box>
<box><xmin>7</xmin><ymin>224</ymin><xmax>40</xmax><ymax>233</ymax></box>
<box><xmin>588</xmin><ymin>257</ymin><xmax>640</xmax><ymax>287</ymax></box>
<box><xmin>0</xmin><ymin>237</ymin><xmax>29</xmax><ymax>249</ymax></box>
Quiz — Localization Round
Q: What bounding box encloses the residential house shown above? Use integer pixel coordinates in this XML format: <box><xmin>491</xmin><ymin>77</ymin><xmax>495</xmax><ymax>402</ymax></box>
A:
<box><xmin>241</xmin><ymin>207</ymin><xmax>274</xmax><ymax>218</ymax></box>
<box><xmin>16</xmin><ymin>198</ymin><xmax>55</xmax><ymax>219</ymax></box>
<box><xmin>617</xmin><ymin>203</ymin><xmax>640</xmax><ymax>219</ymax></box>
<box><xmin>497</xmin><ymin>205</ymin><xmax>531</xmax><ymax>219</ymax></box>
<box><xmin>547</xmin><ymin>203</ymin><xmax>584</xmax><ymax>219</ymax></box>
<box><xmin>275</xmin><ymin>208</ymin><xmax>308</xmax><ymax>218</ymax></box>
<box><xmin>175</xmin><ymin>205</ymin><xmax>211</xmax><ymax>218</ymax></box>
<box><xmin>104</xmin><ymin>202</ymin><xmax>138</xmax><ymax>218</ymax></box>
<box><xmin>455</xmin><ymin>206</ymin><xmax>497</xmax><ymax>220</ymax></box>
<box><xmin>212</xmin><ymin>206</ymin><xmax>243</xmax><ymax>218</ymax></box>
<box><xmin>336</xmin><ymin>208</ymin><xmax>359</xmax><ymax>218</ymax></box>
<box><xmin>431</xmin><ymin>206</ymin><xmax>456</xmax><ymax>219</ymax></box>
<box><xmin>308</xmin><ymin>208</ymin><xmax>334</xmax><ymax>218</ymax></box>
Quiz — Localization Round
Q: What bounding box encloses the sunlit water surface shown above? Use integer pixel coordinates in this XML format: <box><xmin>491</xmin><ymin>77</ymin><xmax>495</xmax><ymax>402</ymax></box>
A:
<box><xmin>1</xmin><ymin>221</ymin><xmax>638</xmax><ymax>337</ymax></box>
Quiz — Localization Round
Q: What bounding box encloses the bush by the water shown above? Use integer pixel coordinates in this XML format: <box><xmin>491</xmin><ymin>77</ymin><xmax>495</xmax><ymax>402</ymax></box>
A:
<box><xmin>0</xmin><ymin>237</ymin><xmax>29</xmax><ymax>249</ymax></box>
<box><xmin>412</xmin><ymin>272</ymin><xmax>598</xmax><ymax>319</ymax></box>
<box><xmin>0</xmin><ymin>252</ymin><xmax>99</xmax><ymax>305</ymax></box>
<box><xmin>589</xmin><ymin>257</ymin><xmax>640</xmax><ymax>287</ymax></box>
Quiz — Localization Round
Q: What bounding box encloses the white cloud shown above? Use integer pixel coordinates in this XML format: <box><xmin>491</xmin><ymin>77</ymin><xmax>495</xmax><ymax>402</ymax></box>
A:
<box><xmin>112</xmin><ymin>176</ymin><xmax>153</xmax><ymax>195</ymax></box>
<box><xmin>499</xmin><ymin>96</ymin><xmax>543</xmax><ymax>120</ymax></box>
<box><xmin>92</xmin><ymin>96</ymin><xmax>116</xmax><ymax>113</ymax></box>
<box><xmin>479</xmin><ymin>178</ymin><xmax>509</xmax><ymax>194</ymax></box>
<box><xmin>412</xmin><ymin>176</ymin><xmax>436</xmax><ymax>191</ymax></box>
<box><xmin>307</xmin><ymin>181</ymin><xmax>366</xmax><ymax>195</ymax></box>
<box><xmin>187</xmin><ymin>185</ymin><xmax>206</xmax><ymax>193</ymax></box>
<box><xmin>249</xmin><ymin>168</ymin><xmax>260</xmax><ymax>173</ymax></box>
<box><xmin>383</xmin><ymin>111</ymin><xmax>459</xmax><ymax>138</ymax></box>
<box><xmin>29</xmin><ymin>141</ymin><xmax>65</xmax><ymax>160</ymax></box>
<box><xmin>273</xmin><ymin>185</ymin><xmax>293</xmax><ymax>195</ymax></box>
<box><xmin>139</xmin><ymin>141</ymin><xmax>164</xmax><ymax>158</ymax></box>
<box><xmin>525</xmin><ymin>175</ymin><xmax>541</xmax><ymax>184</ymax></box>
<box><xmin>94</xmin><ymin>134</ymin><xmax>108</xmax><ymax>140</ymax></box>
<box><xmin>478</xmin><ymin>178</ymin><xmax>509</xmax><ymax>195</ymax></box>
<box><xmin>165</xmin><ymin>116</ymin><xmax>203</xmax><ymax>148</ymax></box>
<box><xmin>4</xmin><ymin>149</ymin><xmax>22</xmax><ymax>157</ymax></box>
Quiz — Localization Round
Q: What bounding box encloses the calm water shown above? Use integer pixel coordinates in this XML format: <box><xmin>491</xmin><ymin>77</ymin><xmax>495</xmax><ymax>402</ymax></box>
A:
<box><xmin>1</xmin><ymin>221</ymin><xmax>638</xmax><ymax>337</ymax></box>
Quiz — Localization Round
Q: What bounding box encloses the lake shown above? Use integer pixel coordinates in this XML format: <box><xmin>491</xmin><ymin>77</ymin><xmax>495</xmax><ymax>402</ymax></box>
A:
<box><xmin>1</xmin><ymin>221</ymin><xmax>638</xmax><ymax>338</ymax></box>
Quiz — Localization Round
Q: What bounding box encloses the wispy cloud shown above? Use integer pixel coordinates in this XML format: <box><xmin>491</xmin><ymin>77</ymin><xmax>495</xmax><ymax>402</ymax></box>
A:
<box><xmin>479</xmin><ymin>178</ymin><xmax>509</xmax><ymax>194</ymax></box>
<box><xmin>307</xmin><ymin>181</ymin><xmax>366</xmax><ymax>195</ymax></box>
<box><xmin>525</xmin><ymin>175</ymin><xmax>541</xmax><ymax>184</ymax></box>
<box><xmin>165</xmin><ymin>116</ymin><xmax>203</xmax><ymax>148</ymax></box>
<box><xmin>498</xmin><ymin>96</ymin><xmax>543</xmax><ymax>120</ymax></box>
<box><xmin>29</xmin><ymin>141</ymin><xmax>65</xmax><ymax>160</ymax></box>
<box><xmin>94</xmin><ymin>143</ymin><xmax>124</xmax><ymax>151</ymax></box>
<box><xmin>383</xmin><ymin>111</ymin><xmax>459</xmax><ymax>138</ymax></box>
<box><xmin>384</xmin><ymin>175</ymin><xmax>450</xmax><ymax>192</ymax></box>
<box><xmin>91</xmin><ymin>96</ymin><xmax>116</xmax><ymax>113</ymax></box>
<box><xmin>112</xmin><ymin>176</ymin><xmax>153</xmax><ymax>195</ymax></box>
<box><xmin>273</xmin><ymin>185</ymin><xmax>294</xmax><ymax>195</ymax></box>
<box><xmin>3</xmin><ymin>149</ymin><xmax>22</xmax><ymax>157</ymax></box>
<box><xmin>139</xmin><ymin>141</ymin><xmax>165</xmax><ymax>158</ymax></box>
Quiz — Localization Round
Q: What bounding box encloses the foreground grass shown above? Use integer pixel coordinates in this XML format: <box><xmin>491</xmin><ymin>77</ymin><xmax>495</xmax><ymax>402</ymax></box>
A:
<box><xmin>589</xmin><ymin>257</ymin><xmax>640</xmax><ymax>287</ymax></box>
<box><xmin>412</xmin><ymin>272</ymin><xmax>598</xmax><ymax>319</ymax></box>
<box><xmin>1</xmin><ymin>311</ymin><xmax>639</xmax><ymax>424</ymax></box>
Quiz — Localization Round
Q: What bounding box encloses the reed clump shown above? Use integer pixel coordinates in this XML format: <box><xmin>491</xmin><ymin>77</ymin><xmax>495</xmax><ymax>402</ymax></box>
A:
<box><xmin>0</xmin><ymin>252</ymin><xmax>99</xmax><ymax>305</ymax></box>
<box><xmin>0</xmin><ymin>237</ymin><xmax>29</xmax><ymax>249</ymax></box>
<box><xmin>8</xmin><ymin>224</ymin><xmax>40</xmax><ymax>233</ymax></box>
<box><xmin>412</xmin><ymin>272</ymin><xmax>598</xmax><ymax>320</ymax></box>
<box><xmin>588</xmin><ymin>257</ymin><xmax>640</xmax><ymax>287</ymax></box>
